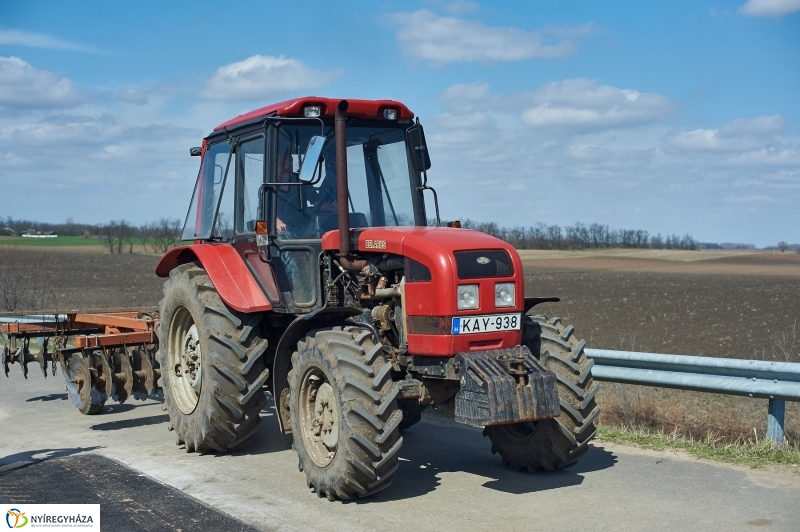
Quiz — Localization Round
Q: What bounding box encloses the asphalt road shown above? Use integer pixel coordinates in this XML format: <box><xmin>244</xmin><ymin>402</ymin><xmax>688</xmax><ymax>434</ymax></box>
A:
<box><xmin>2</xmin><ymin>368</ymin><xmax>799</xmax><ymax>532</ymax></box>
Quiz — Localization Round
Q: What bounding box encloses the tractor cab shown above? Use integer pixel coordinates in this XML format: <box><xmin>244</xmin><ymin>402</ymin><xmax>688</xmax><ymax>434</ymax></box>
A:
<box><xmin>180</xmin><ymin>97</ymin><xmax>432</xmax><ymax>313</ymax></box>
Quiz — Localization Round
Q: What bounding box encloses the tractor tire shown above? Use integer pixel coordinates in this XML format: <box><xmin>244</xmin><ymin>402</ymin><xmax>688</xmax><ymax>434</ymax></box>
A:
<box><xmin>484</xmin><ymin>315</ymin><xmax>599</xmax><ymax>471</ymax></box>
<box><xmin>398</xmin><ymin>401</ymin><xmax>427</xmax><ymax>431</ymax></box>
<box><xmin>289</xmin><ymin>325</ymin><xmax>402</xmax><ymax>501</ymax></box>
<box><xmin>156</xmin><ymin>262</ymin><xmax>270</xmax><ymax>453</ymax></box>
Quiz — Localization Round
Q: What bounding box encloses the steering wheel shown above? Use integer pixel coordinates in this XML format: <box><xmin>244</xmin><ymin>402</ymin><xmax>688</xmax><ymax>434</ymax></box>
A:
<box><xmin>299</xmin><ymin>187</ymin><xmax>338</xmax><ymax>237</ymax></box>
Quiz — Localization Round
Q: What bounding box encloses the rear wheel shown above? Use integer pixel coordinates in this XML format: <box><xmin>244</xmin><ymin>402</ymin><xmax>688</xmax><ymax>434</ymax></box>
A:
<box><xmin>289</xmin><ymin>326</ymin><xmax>402</xmax><ymax>500</ymax></box>
<box><xmin>156</xmin><ymin>262</ymin><xmax>270</xmax><ymax>453</ymax></box>
<box><xmin>484</xmin><ymin>315</ymin><xmax>599</xmax><ymax>471</ymax></box>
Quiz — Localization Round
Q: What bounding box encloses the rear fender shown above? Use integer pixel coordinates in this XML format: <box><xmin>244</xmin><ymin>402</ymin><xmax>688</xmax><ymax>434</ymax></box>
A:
<box><xmin>272</xmin><ymin>307</ymin><xmax>361</xmax><ymax>434</ymax></box>
<box><xmin>155</xmin><ymin>244</ymin><xmax>271</xmax><ymax>313</ymax></box>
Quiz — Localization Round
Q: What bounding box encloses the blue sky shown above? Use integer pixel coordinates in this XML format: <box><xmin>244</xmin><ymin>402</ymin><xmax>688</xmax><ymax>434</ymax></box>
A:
<box><xmin>1</xmin><ymin>0</ymin><xmax>798</xmax><ymax>246</ymax></box>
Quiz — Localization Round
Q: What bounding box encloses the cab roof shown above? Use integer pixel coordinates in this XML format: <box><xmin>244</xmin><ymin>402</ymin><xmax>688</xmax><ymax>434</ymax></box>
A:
<box><xmin>213</xmin><ymin>96</ymin><xmax>415</xmax><ymax>131</ymax></box>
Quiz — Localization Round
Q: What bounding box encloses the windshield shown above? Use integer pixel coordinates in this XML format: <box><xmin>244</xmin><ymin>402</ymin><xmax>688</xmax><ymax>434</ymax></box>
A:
<box><xmin>275</xmin><ymin>123</ymin><xmax>419</xmax><ymax>239</ymax></box>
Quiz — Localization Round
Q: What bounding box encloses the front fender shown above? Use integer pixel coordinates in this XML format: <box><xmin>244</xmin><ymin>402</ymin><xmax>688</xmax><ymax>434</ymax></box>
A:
<box><xmin>155</xmin><ymin>244</ymin><xmax>271</xmax><ymax>313</ymax></box>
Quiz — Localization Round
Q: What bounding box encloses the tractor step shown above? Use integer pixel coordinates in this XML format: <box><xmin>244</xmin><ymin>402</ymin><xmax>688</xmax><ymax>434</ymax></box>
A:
<box><xmin>453</xmin><ymin>346</ymin><xmax>560</xmax><ymax>427</ymax></box>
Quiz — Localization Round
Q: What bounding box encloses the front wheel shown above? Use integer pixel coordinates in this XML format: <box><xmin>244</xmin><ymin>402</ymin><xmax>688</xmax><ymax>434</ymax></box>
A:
<box><xmin>289</xmin><ymin>326</ymin><xmax>402</xmax><ymax>500</ymax></box>
<box><xmin>484</xmin><ymin>315</ymin><xmax>599</xmax><ymax>471</ymax></box>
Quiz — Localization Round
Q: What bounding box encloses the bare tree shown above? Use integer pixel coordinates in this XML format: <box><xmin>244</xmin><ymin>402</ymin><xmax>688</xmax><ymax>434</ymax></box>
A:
<box><xmin>103</xmin><ymin>221</ymin><xmax>117</xmax><ymax>253</ymax></box>
<box><xmin>0</xmin><ymin>246</ymin><xmax>55</xmax><ymax>312</ymax></box>
<box><xmin>771</xmin><ymin>318</ymin><xmax>797</xmax><ymax>362</ymax></box>
<box><xmin>116</xmin><ymin>220</ymin><xmax>130</xmax><ymax>254</ymax></box>
<box><xmin>778</xmin><ymin>241</ymin><xmax>789</xmax><ymax>253</ymax></box>
<box><xmin>145</xmin><ymin>218</ymin><xmax>182</xmax><ymax>254</ymax></box>
<box><xmin>103</xmin><ymin>220</ymin><xmax>133</xmax><ymax>254</ymax></box>
<box><xmin>123</xmin><ymin>223</ymin><xmax>138</xmax><ymax>254</ymax></box>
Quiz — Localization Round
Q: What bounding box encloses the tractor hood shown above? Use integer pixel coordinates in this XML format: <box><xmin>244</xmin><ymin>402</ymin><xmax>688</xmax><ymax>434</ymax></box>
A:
<box><xmin>321</xmin><ymin>226</ymin><xmax>525</xmax><ymax>318</ymax></box>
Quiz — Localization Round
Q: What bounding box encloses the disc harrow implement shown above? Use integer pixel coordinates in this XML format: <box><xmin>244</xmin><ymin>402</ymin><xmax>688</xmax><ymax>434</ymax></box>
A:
<box><xmin>1</xmin><ymin>312</ymin><xmax>162</xmax><ymax>415</ymax></box>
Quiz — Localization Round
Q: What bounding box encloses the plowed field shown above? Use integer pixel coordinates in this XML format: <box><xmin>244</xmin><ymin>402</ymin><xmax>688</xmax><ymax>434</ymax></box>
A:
<box><xmin>519</xmin><ymin>250</ymin><xmax>800</xmax><ymax>441</ymax></box>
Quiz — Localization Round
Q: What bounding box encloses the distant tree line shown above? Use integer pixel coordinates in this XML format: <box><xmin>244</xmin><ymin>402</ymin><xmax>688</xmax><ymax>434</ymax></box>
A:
<box><xmin>459</xmin><ymin>220</ymin><xmax>699</xmax><ymax>251</ymax></box>
<box><xmin>101</xmin><ymin>218</ymin><xmax>182</xmax><ymax>254</ymax></box>
<box><xmin>1</xmin><ymin>216</ymin><xmax>182</xmax><ymax>254</ymax></box>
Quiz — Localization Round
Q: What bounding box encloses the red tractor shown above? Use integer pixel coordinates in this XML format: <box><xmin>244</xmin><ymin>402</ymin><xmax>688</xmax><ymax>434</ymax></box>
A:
<box><xmin>154</xmin><ymin>97</ymin><xmax>598</xmax><ymax>500</ymax></box>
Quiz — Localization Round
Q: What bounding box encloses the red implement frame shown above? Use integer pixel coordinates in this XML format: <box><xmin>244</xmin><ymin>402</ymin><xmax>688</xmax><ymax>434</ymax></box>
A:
<box><xmin>1</xmin><ymin>311</ymin><xmax>158</xmax><ymax>349</ymax></box>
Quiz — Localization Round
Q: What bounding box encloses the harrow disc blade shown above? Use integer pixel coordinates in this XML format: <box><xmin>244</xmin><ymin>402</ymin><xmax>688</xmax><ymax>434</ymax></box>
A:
<box><xmin>64</xmin><ymin>353</ymin><xmax>95</xmax><ymax>413</ymax></box>
<box><xmin>2</xmin><ymin>345</ymin><xmax>9</xmax><ymax>378</ymax></box>
<box><xmin>88</xmin><ymin>350</ymin><xmax>113</xmax><ymax>398</ymax></box>
<box><xmin>111</xmin><ymin>349</ymin><xmax>133</xmax><ymax>404</ymax></box>
<box><xmin>38</xmin><ymin>342</ymin><xmax>49</xmax><ymax>379</ymax></box>
<box><xmin>131</xmin><ymin>348</ymin><xmax>155</xmax><ymax>401</ymax></box>
<box><xmin>148</xmin><ymin>345</ymin><xmax>163</xmax><ymax>398</ymax></box>
<box><xmin>17</xmin><ymin>347</ymin><xmax>27</xmax><ymax>380</ymax></box>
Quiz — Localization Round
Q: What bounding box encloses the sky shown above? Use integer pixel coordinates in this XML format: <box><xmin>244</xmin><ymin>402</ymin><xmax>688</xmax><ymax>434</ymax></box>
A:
<box><xmin>0</xmin><ymin>0</ymin><xmax>798</xmax><ymax>246</ymax></box>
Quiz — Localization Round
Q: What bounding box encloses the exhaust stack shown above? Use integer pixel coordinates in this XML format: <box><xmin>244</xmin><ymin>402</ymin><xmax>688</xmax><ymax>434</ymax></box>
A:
<box><xmin>335</xmin><ymin>100</ymin><xmax>350</xmax><ymax>257</ymax></box>
<box><xmin>334</xmin><ymin>100</ymin><xmax>367</xmax><ymax>273</ymax></box>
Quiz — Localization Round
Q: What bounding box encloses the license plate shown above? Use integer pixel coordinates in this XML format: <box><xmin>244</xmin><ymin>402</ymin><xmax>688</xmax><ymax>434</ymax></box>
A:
<box><xmin>452</xmin><ymin>314</ymin><xmax>521</xmax><ymax>335</ymax></box>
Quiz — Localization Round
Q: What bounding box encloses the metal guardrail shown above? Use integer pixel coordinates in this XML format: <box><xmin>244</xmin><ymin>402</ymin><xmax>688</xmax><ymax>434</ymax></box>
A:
<box><xmin>586</xmin><ymin>349</ymin><xmax>800</xmax><ymax>445</ymax></box>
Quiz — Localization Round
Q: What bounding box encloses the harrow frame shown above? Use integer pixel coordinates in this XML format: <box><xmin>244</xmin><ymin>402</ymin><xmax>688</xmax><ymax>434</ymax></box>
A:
<box><xmin>1</xmin><ymin>311</ymin><xmax>162</xmax><ymax>413</ymax></box>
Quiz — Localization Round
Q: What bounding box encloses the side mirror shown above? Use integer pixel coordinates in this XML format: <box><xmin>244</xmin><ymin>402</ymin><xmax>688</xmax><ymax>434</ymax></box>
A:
<box><xmin>406</xmin><ymin>124</ymin><xmax>431</xmax><ymax>173</ymax></box>
<box><xmin>298</xmin><ymin>135</ymin><xmax>325</xmax><ymax>183</ymax></box>
<box><xmin>190</xmin><ymin>147</ymin><xmax>202</xmax><ymax>156</ymax></box>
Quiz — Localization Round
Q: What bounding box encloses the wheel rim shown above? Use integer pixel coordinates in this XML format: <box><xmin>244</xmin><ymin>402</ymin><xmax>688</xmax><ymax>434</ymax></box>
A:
<box><xmin>298</xmin><ymin>368</ymin><xmax>339</xmax><ymax>467</ymax></box>
<box><xmin>167</xmin><ymin>306</ymin><xmax>202</xmax><ymax>415</ymax></box>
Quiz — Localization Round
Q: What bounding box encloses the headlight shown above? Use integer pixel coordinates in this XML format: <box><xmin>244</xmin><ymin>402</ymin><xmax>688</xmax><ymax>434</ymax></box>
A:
<box><xmin>457</xmin><ymin>284</ymin><xmax>479</xmax><ymax>310</ymax></box>
<box><xmin>303</xmin><ymin>105</ymin><xmax>321</xmax><ymax>117</ymax></box>
<box><xmin>495</xmin><ymin>283</ymin><xmax>515</xmax><ymax>308</ymax></box>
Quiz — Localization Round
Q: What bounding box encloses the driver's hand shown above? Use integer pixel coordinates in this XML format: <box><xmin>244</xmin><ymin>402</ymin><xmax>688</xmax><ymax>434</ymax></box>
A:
<box><xmin>276</xmin><ymin>218</ymin><xmax>287</xmax><ymax>233</ymax></box>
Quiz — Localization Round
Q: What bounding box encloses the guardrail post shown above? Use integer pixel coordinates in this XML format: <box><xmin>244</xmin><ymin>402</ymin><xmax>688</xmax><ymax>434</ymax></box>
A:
<box><xmin>766</xmin><ymin>398</ymin><xmax>785</xmax><ymax>447</ymax></box>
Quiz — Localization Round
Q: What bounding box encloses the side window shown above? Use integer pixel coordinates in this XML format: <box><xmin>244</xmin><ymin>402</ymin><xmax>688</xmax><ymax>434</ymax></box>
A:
<box><xmin>213</xmin><ymin>164</ymin><xmax>235</xmax><ymax>240</ymax></box>
<box><xmin>182</xmin><ymin>141</ymin><xmax>234</xmax><ymax>240</ymax></box>
<box><xmin>237</xmin><ymin>137</ymin><xmax>265</xmax><ymax>233</ymax></box>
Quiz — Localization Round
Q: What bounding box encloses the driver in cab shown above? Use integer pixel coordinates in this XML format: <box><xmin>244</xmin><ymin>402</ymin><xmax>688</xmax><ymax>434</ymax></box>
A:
<box><xmin>276</xmin><ymin>145</ymin><xmax>337</xmax><ymax>239</ymax></box>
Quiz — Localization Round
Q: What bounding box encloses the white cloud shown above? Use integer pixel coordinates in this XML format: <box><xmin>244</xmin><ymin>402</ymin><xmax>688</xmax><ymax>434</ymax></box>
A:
<box><xmin>117</xmin><ymin>88</ymin><xmax>150</xmax><ymax>105</ymax></box>
<box><xmin>1</xmin><ymin>114</ymin><xmax>122</xmax><ymax>147</ymax></box>
<box><xmin>739</xmin><ymin>0</ymin><xmax>800</xmax><ymax>17</ymax></box>
<box><xmin>665</xmin><ymin>115</ymin><xmax>792</xmax><ymax>157</ymax></box>
<box><xmin>0</xmin><ymin>28</ymin><xmax>98</xmax><ymax>52</ymax></box>
<box><xmin>440</xmin><ymin>79</ymin><xmax>673</xmax><ymax>133</ymax></box>
<box><xmin>718</xmin><ymin>115</ymin><xmax>785</xmax><ymax>136</ymax></box>
<box><xmin>0</xmin><ymin>114</ymin><xmax>198</xmax><ymax>148</ymax></box>
<box><xmin>523</xmin><ymin>80</ymin><xmax>673</xmax><ymax>131</ymax></box>
<box><xmin>0</xmin><ymin>56</ymin><xmax>83</xmax><ymax>108</ymax></box>
<box><xmin>391</xmin><ymin>10</ymin><xmax>592</xmax><ymax>62</ymax></box>
<box><xmin>425</xmin><ymin>0</ymin><xmax>480</xmax><ymax>14</ymax></box>
<box><xmin>200</xmin><ymin>55</ymin><xmax>341</xmax><ymax>101</ymax></box>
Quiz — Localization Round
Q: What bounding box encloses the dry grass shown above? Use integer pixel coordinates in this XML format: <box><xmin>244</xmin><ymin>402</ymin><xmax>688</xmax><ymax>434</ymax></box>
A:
<box><xmin>596</xmin><ymin>383</ymin><xmax>800</xmax><ymax>445</ymax></box>
<box><xmin>596</xmin><ymin>424</ymin><xmax>800</xmax><ymax>470</ymax></box>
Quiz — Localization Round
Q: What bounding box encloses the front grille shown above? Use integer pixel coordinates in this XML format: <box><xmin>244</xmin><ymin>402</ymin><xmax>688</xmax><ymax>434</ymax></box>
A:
<box><xmin>454</xmin><ymin>250</ymin><xmax>514</xmax><ymax>279</ymax></box>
